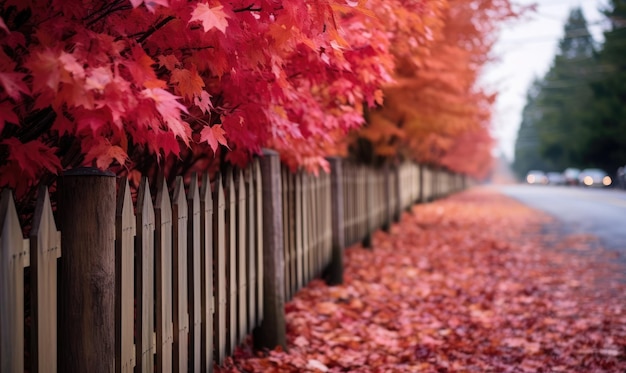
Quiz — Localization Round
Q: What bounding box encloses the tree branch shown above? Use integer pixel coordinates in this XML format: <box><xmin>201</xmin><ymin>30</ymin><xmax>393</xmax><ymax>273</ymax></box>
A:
<box><xmin>137</xmin><ymin>15</ymin><xmax>175</xmax><ymax>44</ymax></box>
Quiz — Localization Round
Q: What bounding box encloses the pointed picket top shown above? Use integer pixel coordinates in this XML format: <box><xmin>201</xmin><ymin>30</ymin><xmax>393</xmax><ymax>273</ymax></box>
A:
<box><xmin>30</xmin><ymin>186</ymin><xmax>61</xmax><ymax>258</ymax></box>
<box><xmin>116</xmin><ymin>178</ymin><xmax>137</xmax><ymax>236</ymax></box>
<box><xmin>0</xmin><ymin>189</ymin><xmax>28</xmax><ymax>265</ymax></box>
<box><xmin>29</xmin><ymin>186</ymin><xmax>61</xmax><ymax>373</ymax></box>
<box><xmin>200</xmin><ymin>173</ymin><xmax>213</xmax><ymax>214</ymax></box>
<box><xmin>1</xmin><ymin>189</ymin><xmax>28</xmax><ymax>373</ymax></box>
<box><xmin>171</xmin><ymin>176</ymin><xmax>189</xmax><ymax>373</ymax></box>
<box><xmin>188</xmin><ymin>173</ymin><xmax>200</xmax><ymax>211</ymax></box>
<box><xmin>136</xmin><ymin>177</ymin><xmax>155</xmax><ymax>373</ymax></box>
<box><xmin>187</xmin><ymin>173</ymin><xmax>201</xmax><ymax>372</ymax></box>
<box><xmin>173</xmin><ymin>176</ymin><xmax>187</xmax><ymax>212</ymax></box>
<box><xmin>154</xmin><ymin>176</ymin><xmax>173</xmax><ymax>372</ymax></box>
<box><xmin>116</xmin><ymin>178</ymin><xmax>137</xmax><ymax>373</ymax></box>
<box><xmin>137</xmin><ymin>178</ymin><xmax>155</xmax><ymax>231</ymax></box>
<box><xmin>237</xmin><ymin>169</ymin><xmax>246</xmax><ymax>203</ymax></box>
<box><xmin>199</xmin><ymin>172</ymin><xmax>214</xmax><ymax>371</ymax></box>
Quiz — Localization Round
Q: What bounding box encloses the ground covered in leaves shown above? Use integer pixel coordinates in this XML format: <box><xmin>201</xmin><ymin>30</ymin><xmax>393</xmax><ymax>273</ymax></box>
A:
<box><xmin>222</xmin><ymin>188</ymin><xmax>626</xmax><ymax>372</ymax></box>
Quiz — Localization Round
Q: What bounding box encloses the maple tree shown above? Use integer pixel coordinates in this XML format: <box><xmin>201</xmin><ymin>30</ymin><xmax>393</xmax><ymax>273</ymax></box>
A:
<box><xmin>221</xmin><ymin>189</ymin><xmax>626</xmax><ymax>372</ymax></box>
<box><xmin>0</xmin><ymin>0</ymin><xmax>391</xmax><ymax>200</ymax></box>
<box><xmin>0</xmin><ymin>0</ymin><xmax>522</xmax><ymax>208</ymax></box>
<box><xmin>353</xmin><ymin>0</ymin><xmax>520</xmax><ymax>178</ymax></box>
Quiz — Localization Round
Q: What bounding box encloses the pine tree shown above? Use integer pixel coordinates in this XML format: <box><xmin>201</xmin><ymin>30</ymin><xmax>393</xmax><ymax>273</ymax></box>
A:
<box><xmin>583</xmin><ymin>0</ymin><xmax>626</xmax><ymax>174</ymax></box>
<box><xmin>534</xmin><ymin>7</ymin><xmax>597</xmax><ymax>171</ymax></box>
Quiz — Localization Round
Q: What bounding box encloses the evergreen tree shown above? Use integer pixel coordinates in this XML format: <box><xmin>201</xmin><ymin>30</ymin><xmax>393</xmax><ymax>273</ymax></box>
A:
<box><xmin>583</xmin><ymin>0</ymin><xmax>626</xmax><ymax>174</ymax></box>
<box><xmin>513</xmin><ymin>79</ymin><xmax>548</xmax><ymax>177</ymax></box>
<box><xmin>535</xmin><ymin>7</ymin><xmax>597</xmax><ymax>171</ymax></box>
<box><xmin>513</xmin><ymin>8</ymin><xmax>597</xmax><ymax>175</ymax></box>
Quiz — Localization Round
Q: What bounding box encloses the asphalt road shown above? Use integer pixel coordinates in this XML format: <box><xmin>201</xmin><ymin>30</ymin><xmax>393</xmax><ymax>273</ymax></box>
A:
<box><xmin>496</xmin><ymin>184</ymin><xmax>626</xmax><ymax>258</ymax></box>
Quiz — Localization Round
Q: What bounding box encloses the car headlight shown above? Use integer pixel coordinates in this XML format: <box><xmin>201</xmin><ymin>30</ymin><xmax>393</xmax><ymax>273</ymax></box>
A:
<box><xmin>603</xmin><ymin>176</ymin><xmax>611</xmax><ymax>186</ymax></box>
<box><xmin>527</xmin><ymin>175</ymin><xmax>535</xmax><ymax>184</ymax></box>
<box><xmin>583</xmin><ymin>176</ymin><xmax>593</xmax><ymax>186</ymax></box>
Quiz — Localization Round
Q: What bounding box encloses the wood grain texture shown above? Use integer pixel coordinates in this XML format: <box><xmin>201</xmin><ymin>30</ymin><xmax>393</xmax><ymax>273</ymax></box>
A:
<box><xmin>136</xmin><ymin>178</ymin><xmax>155</xmax><ymax>373</ymax></box>
<box><xmin>187</xmin><ymin>174</ymin><xmax>202</xmax><ymax>372</ymax></box>
<box><xmin>172</xmin><ymin>177</ymin><xmax>190</xmax><ymax>373</ymax></box>
<box><xmin>116</xmin><ymin>178</ymin><xmax>137</xmax><ymax>373</ymax></box>
<box><xmin>29</xmin><ymin>187</ymin><xmax>60</xmax><ymax>373</ymax></box>
<box><xmin>58</xmin><ymin>170</ymin><xmax>116</xmax><ymax>373</ymax></box>
<box><xmin>1</xmin><ymin>189</ymin><xmax>29</xmax><ymax>373</ymax></box>
<box><xmin>155</xmin><ymin>177</ymin><xmax>174</xmax><ymax>373</ymax></box>
<box><xmin>200</xmin><ymin>173</ymin><xmax>214</xmax><ymax>372</ymax></box>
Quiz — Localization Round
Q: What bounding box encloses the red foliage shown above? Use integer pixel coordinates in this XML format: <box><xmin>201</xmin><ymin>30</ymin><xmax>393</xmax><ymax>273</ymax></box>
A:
<box><xmin>222</xmin><ymin>189</ymin><xmax>626</xmax><ymax>372</ymax></box>
<box><xmin>0</xmin><ymin>0</ymin><xmax>391</xmax><ymax>198</ymax></box>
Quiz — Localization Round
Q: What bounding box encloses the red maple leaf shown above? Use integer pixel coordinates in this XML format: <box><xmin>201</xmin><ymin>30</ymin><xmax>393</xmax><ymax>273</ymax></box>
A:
<box><xmin>0</xmin><ymin>101</ymin><xmax>19</xmax><ymax>132</ymax></box>
<box><xmin>200</xmin><ymin>124</ymin><xmax>229</xmax><ymax>153</ymax></box>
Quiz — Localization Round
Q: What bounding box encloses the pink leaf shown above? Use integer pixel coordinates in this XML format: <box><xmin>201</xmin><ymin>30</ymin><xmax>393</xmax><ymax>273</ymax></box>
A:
<box><xmin>0</xmin><ymin>16</ymin><xmax>9</xmax><ymax>34</ymax></box>
<box><xmin>130</xmin><ymin>0</ymin><xmax>169</xmax><ymax>12</ymax></box>
<box><xmin>189</xmin><ymin>4</ymin><xmax>229</xmax><ymax>34</ymax></box>
<box><xmin>141</xmin><ymin>88</ymin><xmax>191</xmax><ymax>145</ymax></box>
<box><xmin>0</xmin><ymin>72</ymin><xmax>30</xmax><ymax>100</ymax></box>
<box><xmin>194</xmin><ymin>90</ymin><xmax>213</xmax><ymax>114</ymax></box>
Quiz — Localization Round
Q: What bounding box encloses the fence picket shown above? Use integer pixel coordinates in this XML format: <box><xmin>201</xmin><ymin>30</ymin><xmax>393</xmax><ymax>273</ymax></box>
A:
<box><xmin>254</xmin><ymin>160</ymin><xmax>264</xmax><ymax>325</ymax></box>
<box><xmin>301</xmin><ymin>173</ymin><xmax>311</xmax><ymax>283</ymax></box>
<box><xmin>236</xmin><ymin>169</ymin><xmax>248</xmax><ymax>343</ymax></box>
<box><xmin>187</xmin><ymin>174</ymin><xmax>202</xmax><ymax>372</ymax></box>
<box><xmin>245</xmin><ymin>167</ymin><xmax>256</xmax><ymax>331</ymax></box>
<box><xmin>213</xmin><ymin>173</ymin><xmax>227</xmax><ymax>364</ymax></box>
<box><xmin>295</xmin><ymin>172</ymin><xmax>303</xmax><ymax>290</ymax></box>
<box><xmin>172</xmin><ymin>177</ymin><xmax>190</xmax><ymax>373</ymax></box>
<box><xmin>116</xmin><ymin>179</ymin><xmax>137</xmax><ymax>373</ymax></box>
<box><xmin>29</xmin><ymin>186</ymin><xmax>60</xmax><ymax>373</ymax></box>
<box><xmin>225</xmin><ymin>169</ymin><xmax>238</xmax><ymax>354</ymax></box>
<box><xmin>200</xmin><ymin>173</ymin><xmax>214</xmax><ymax>372</ymax></box>
<box><xmin>155</xmin><ymin>178</ymin><xmax>174</xmax><ymax>372</ymax></box>
<box><xmin>136</xmin><ymin>178</ymin><xmax>155</xmax><ymax>373</ymax></box>
<box><xmin>1</xmin><ymin>190</ymin><xmax>29</xmax><ymax>373</ymax></box>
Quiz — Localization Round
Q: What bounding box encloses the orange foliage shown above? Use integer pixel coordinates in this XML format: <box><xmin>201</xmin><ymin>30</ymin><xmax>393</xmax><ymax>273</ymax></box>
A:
<box><xmin>356</xmin><ymin>0</ymin><xmax>521</xmax><ymax>178</ymax></box>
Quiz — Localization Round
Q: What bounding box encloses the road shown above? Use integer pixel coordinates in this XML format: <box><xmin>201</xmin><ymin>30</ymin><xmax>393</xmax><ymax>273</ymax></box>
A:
<box><xmin>495</xmin><ymin>184</ymin><xmax>626</xmax><ymax>259</ymax></box>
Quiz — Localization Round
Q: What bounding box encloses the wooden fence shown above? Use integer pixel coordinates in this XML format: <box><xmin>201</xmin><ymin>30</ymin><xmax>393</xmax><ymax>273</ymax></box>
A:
<box><xmin>0</xmin><ymin>153</ymin><xmax>464</xmax><ymax>373</ymax></box>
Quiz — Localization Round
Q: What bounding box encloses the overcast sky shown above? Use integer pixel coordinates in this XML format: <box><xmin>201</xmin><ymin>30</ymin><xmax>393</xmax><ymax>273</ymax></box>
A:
<box><xmin>482</xmin><ymin>0</ymin><xmax>609</xmax><ymax>162</ymax></box>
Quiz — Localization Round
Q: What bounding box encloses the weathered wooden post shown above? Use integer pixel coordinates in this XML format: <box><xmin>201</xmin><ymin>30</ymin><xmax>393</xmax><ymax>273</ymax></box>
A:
<box><xmin>362</xmin><ymin>166</ymin><xmax>373</xmax><ymax>248</ymax></box>
<box><xmin>394</xmin><ymin>165</ymin><xmax>402</xmax><ymax>222</ymax></box>
<box><xmin>58</xmin><ymin>168</ymin><xmax>116</xmax><ymax>373</ymax></box>
<box><xmin>382</xmin><ymin>164</ymin><xmax>391</xmax><ymax>232</ymax></box>
<box><xmin>325</xmin><ymin>157</ymin><xmax>345</xmax><ymax>285</ymax></box>
<box><xmin>254</xmin><ymin>149</ymin><xmax>286</xmax><ymax>350</ymax></box>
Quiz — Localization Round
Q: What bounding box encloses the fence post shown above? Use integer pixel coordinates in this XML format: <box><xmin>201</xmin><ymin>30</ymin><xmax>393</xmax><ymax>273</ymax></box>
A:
<box><xmin>382</xmin><ymin>164</ymin><xmax>391</xmax><ymax>232</ymax></box>
<box><xmin>325</xmin><ymin>157</ymin><xmax>345</xmax><ymax>285</ymax></box>
<box><xmin>362</xmin><ymin>167</ymin><xmax>373</xmax><ymax>248</ymax></box>
<box><xmin>394</xmin><ymin>166</ymin><xmax>402</xmax><ymax>222</ymax></box>
<box><xmin>58</xmin><ymin>168</ymin><xmax>116</xmax><ymax>373</ymax></box>
<box><xmin>254</xmin><ymin>149</ymin><xmax>286</xmax><ymax>350</ymax></box>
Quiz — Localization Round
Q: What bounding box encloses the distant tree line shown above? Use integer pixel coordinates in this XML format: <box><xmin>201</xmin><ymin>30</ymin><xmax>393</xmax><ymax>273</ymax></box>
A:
<box><xmin>513</xmin><ymin>1</ymin><xmax>626</xmax><ymax>179</ymax></box>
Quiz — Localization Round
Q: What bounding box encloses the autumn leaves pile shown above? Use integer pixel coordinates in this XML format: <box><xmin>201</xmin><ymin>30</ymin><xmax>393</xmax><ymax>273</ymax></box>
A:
<box><xmin>223</xmin><ymin>189</ymin><xmax>626</xmax><ymax>372</ymax></box>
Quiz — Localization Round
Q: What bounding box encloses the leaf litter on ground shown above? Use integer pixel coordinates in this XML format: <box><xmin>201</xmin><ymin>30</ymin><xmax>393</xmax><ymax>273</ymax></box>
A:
<box><xmin>220</xmin><ymin>188</ymin><xmax>626</xmax><ymax>372</ymax></box>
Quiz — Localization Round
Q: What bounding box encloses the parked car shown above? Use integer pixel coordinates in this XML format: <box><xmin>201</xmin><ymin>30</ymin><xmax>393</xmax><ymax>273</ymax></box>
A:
<box><xmin>547</xmin><ymin>172</ymin><xmax>566</xmax><ymax>185</ymax></box>
<box><xmin>563</xmin><ymin>167</ymin><xmax>580</xmax><ymax>185</ymax></box>
<box><xmin>526</xmin><ymin>170</ymin><xmax>548</xmax><ymax>185</ymax></box>
<box><xmin>578</xmin><ymin>168</ymin><xmax>611</xmax><ymax>187</ymax></box>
